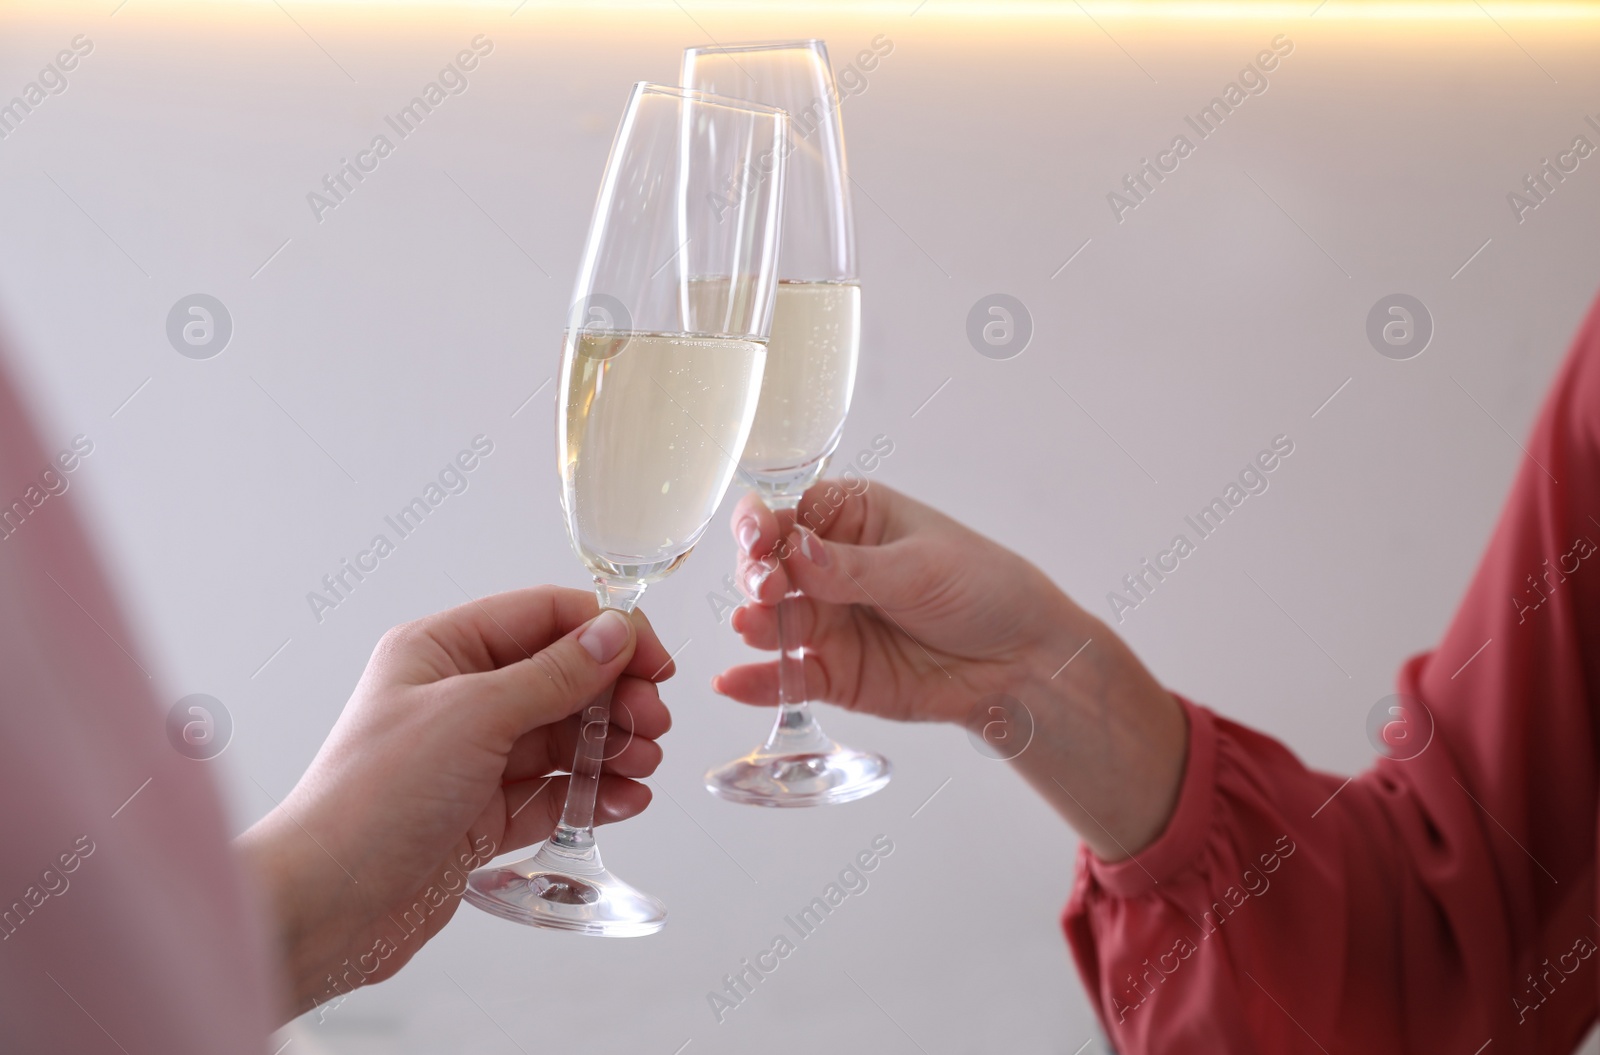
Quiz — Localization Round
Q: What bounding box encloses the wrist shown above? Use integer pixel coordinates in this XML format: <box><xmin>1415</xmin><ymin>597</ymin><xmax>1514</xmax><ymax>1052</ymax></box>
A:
<box><xmin>236</xmin><ymin>802</ymin><xmax>359</xmax><ymax>1018</ymax></box>
<box><xmin>1007</xmin><ymin>607</ymin><xmax>1188</xmax><ymax>860</ymax></box>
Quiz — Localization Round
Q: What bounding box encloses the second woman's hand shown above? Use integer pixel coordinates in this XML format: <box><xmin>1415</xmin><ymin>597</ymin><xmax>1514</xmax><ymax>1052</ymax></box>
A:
<box><xmin>716</xmin><ymin>480</ymin><xmax>1187</xmax><ymax>862</ymax></box>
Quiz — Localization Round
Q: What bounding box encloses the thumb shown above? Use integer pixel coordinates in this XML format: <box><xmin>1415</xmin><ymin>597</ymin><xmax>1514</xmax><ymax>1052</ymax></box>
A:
<box><xmin>778</xmin><ymin>527</ymin><xmax>924</xmax><ymax>612</ymax></box>
<box><xmin>463</xmin><ymin>608</ymin><xmax>638</xmax><ymax>739</ymax></box>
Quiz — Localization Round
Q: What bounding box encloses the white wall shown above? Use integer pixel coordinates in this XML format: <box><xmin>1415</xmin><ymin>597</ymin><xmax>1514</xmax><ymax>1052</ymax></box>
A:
<box><xmin>3</xmin><ymin>3</ymin><xmax>1599</xmax><ymax>1052</ymax></box>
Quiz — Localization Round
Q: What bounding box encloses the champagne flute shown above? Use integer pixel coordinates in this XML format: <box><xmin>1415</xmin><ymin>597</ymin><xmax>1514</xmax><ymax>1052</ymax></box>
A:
<box><xmin>688</xmin><ymin>41</ymin><xmax>892</xmax><ymax>808</ymax></box>
<box><xmin>465</xmin><ymin>83</ymin><xmax>788</xmax><ymax>935</ymax></box>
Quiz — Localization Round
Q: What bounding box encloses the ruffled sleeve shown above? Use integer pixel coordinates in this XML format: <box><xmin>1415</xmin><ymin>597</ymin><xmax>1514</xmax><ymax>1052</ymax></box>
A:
<box><xmin>1064</xmin><ymin>293</ymin><xmax>1600</xmax><ymax>1054</ymax></box>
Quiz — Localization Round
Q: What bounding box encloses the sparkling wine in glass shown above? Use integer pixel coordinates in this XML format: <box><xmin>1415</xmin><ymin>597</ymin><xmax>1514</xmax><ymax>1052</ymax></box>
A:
<box><xmin>688</xmin><ymin>41</ymin><xmax>892</xmax><ymax>808</ymax></box>
<box><xmin>464</xmin><ymin>82</ymin><xmax>788</xmax><ymax>934</ymax></box>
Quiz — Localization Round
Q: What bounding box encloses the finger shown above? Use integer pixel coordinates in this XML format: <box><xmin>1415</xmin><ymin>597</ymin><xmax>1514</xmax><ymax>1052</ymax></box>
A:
<box><xmin>599</xmin><ymin>728</ymin><xmax>663</xmax><ymax>778</ymax></box>
<box><xmin>778</xmin><ymin>527</ymin><xmax>932</xmax><ymax>612</ymax></box>
<box><xmin>730</xmin><ymin>491</ymin><xmax>785</xmax><ymax>560</ymax></box>
<box><xmin>503</xmin><ymin>710</ymin><xmax>665</xmax><ymax>782</ymax></box>
<box><xmin>731</xmin><ymin>480</ymin><xmax>916</xmax><ymax>606</ymax></box>
<box><xmin>609</xmin><ymin>675</ymin><xmax>672</xmax><ymax>737</ymax></box>
<box><xmin>384</xmin><ymin>586</ymin><xmax>597</xmax><ymax>677</ymax></box>
<box><xmin>786</xmin><ymin>478</ymin><xmax>880</xmax><ymax>545</ymax></box>
<box><xmin>735</xmin><ymin>548</ymin><xmax>790</xmax><ymax>606</ymax></box>
<box><xmin>711</xmin><ymin>652</ymin><xmax>833</xmax><ymax>707</ymax></box>
<box><xmin>729</xmin><ymin>596</ymin><xmax>822</xmax><ymax>652</ymax></box>
<box><xmin>729</xmin><ymin>601</ymin><xmax>775</xmax><ymax>648</ymax></box>
<box><xmin>452</xmin><ymin>608</ymin><xmax>638</xmax><ymax>742</ymax></box>
<box><xmin>710</xmin><ymin>661</ymin><xmax>778</xmax><ymax>705</ymax></box>
<box><xmin>499</xmin><ymin>774</ymin><xmax>652</xmax><ymax>853</ymax></box>
<box><xmin>627</xmin><ymin>608</ymin><xmax>677</xmax><ymax>682</ymax></box>
<box><xmin>375</xmin><ymin>587</ymin><xmax>675</xmax><ymax>683</ymax></box>
<box><xmin>501</xmin><ymin>672</ymin><xmax>670</xmax><ymax>743</ymax></box>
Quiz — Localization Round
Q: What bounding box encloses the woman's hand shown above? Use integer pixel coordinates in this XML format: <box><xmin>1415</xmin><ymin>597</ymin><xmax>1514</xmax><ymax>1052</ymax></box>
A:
<box><xmin>716</xmin><ymin>481</ymin><xmax>1186</xmax><ymax>861</ymax></box>
<box><xmin>236</xmin><ymin>587</ymin><xmax>674</xmax><ymax>1021</ymax></box>
<box><xmin>716</xmin><ymin>480</ymin><xmax>1085</xmax><ymax>724</ymax></box>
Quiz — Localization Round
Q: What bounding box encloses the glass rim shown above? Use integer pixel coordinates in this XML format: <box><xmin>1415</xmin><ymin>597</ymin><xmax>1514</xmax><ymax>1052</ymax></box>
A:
<box><xmin>633</xmin><ymin>81</ymin><xmax>789</xmax><ymax>119</ymax></box>
<box><xmin>683</xmin><ymin>39</ymin><xmax>826</xmax><ymax>57</ymax></box>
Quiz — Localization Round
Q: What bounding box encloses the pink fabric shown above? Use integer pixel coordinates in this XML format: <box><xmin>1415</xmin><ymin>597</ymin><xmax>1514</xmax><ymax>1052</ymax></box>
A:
<box><xmin>0</xmin><ymin>352</ymin><xmax>275</xmax><ymax>1051</ymax></box>
<box><xmin>1066</xmin><ymin>294</ymin><xmax>1600</xmax><ymax>1052</ymax></box>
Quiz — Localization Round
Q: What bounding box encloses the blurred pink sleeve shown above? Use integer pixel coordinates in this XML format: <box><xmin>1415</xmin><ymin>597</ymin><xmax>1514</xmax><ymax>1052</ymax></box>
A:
<box><xmin>1065</xmin><ymin>294</ymin><xmax>1600</xmax><ymax>1053</ymax></box>
<box><xmin>0</xmin><ymin>353</ymin><xmax>276</xmax><ymax>1051</ymax></box>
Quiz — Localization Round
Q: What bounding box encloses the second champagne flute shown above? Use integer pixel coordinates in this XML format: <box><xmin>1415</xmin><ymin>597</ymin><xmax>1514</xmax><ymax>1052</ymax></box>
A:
<box><xmin>465</xmin><ymin>83</ymin><xmax>787</xmax><ymax>934</ymax></box>
<box><xmin>688</xmin><ymin>41</ymin><xmax>892</xmax><ymax>808</ymax></box>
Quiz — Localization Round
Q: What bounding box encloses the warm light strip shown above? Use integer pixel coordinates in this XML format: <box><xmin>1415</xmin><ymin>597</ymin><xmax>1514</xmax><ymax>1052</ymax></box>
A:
<box><xmin>532</xmin><ymin>0</ymin><xmax>1596</xmax><ymax>14</ymax></box>
<box><xmin>20</xmin><ymin>0</ymin><xmax>1600</xmax><ymax>19</ymax></box>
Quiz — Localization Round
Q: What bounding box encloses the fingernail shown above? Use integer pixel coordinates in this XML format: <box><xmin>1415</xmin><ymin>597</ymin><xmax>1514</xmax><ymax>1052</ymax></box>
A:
<box><xmin>743</xmin><ymin>561</ymin><xmax>772</xmax><ymax>599</ymax></box>
<box><xmin>736</xmin><ymin>518</ymin><xmax>760</xmax><ymax>554</ymax></box>
<box><xmin>799</xmin><ymin>530</ymin><xmax>830</xmax><ymax>567</ymax></box>
<box><xmin>579</xmin><ymin>609</ymin><xmax>630</xmax><ymax>663</ymax></box>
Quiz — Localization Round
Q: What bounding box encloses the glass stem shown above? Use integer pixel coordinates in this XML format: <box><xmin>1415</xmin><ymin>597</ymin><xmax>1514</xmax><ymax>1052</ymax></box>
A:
<box><xmin>543</xmin><ymin>578</ymin><xmax>644</xmax><ymax>867</ymax></box>
<box><xmin>759</xmin><ymin>499</ymin><xmax>835</xmax><ymax>759</ymax></box>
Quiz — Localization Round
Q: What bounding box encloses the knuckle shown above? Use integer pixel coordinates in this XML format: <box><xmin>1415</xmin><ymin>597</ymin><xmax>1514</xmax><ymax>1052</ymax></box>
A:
<box><xmin>527</xmin><ymin>644</ymin><xmax>585</xmax><ymax>702</ymax></box>
<box><xmin>375</xmin><ymin>619</ymin><xmax>426</xmax><ymax>658</ymax></box>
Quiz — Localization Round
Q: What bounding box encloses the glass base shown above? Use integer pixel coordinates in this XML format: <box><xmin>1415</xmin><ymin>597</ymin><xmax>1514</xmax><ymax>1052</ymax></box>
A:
<box><xmin>464</xmin><ymin>839</ymin><xmax>665</xmax><ymax>937</ymax></box>
<box><xmin>705</xmin><ymin>745</ymin><xmax>891</xmax><ymax>807</ymax></box>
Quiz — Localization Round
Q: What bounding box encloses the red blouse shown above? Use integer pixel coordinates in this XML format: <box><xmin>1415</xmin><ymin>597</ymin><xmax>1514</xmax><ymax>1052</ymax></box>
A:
<box><xmin>1065</xmin><ymin>293</ymin><xmax>1600</xmax><ymax>1054</ymax></box>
